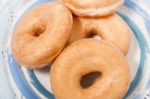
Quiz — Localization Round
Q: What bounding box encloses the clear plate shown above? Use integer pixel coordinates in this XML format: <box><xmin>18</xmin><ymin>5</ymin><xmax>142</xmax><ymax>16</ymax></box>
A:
<box><xmin>0</xmin><ymin>0</ymin><xmax>150</xmax><ymax>99</ymax></box>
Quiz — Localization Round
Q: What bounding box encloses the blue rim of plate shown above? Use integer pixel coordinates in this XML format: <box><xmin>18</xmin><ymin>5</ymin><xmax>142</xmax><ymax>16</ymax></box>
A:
<box><xmin>5</xmin><ymin>0</ymin><xmax>150</xmax><ymax>99</ymax></box>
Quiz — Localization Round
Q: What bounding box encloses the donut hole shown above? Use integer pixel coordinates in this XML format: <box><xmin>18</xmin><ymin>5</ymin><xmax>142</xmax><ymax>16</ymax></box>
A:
<box><xmin>86</xmin><ymin>32</ymin><xmax>101</xmax><ymax>40</ymax></box>
<box><xmin>86</xmin><ymin>32</ymin><xmax>96</xmax><ymax>38</ymax></box>
<box><xmin>80</xmin><ymin>71</ymin><xmax>102</xmax><ymax>89</ymax></box>
<box><xmin>33</xmin><ymin>25</ymin><xmax>46</xmax><ymax>37</ymax></box>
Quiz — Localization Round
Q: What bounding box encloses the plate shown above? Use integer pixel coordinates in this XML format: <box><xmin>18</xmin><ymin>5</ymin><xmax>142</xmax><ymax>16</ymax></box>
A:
<box><xmin>0</xmin><ymin>0</ymin><xmax>150</xmax><ymax>99</ymax></box>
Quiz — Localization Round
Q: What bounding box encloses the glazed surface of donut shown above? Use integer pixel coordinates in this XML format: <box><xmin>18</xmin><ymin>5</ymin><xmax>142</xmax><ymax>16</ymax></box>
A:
<box><xmin>68</xmin><ymin>14</ymin><xmax>130</xmax><ymax>54</ymax></box>
<box><xmin>51</xmin><ymin>39</ymin><xmax>130</xmax><ymax>99</ymax></box>
<box><xmin>58</xmin><ymin>0</ymin><xmax>124</xmax><ymax>17</ymax></box>
<box><xmin>11</xmin><ymin>1</ymin><xmax>72</xmax><ymax>68</ymax></box>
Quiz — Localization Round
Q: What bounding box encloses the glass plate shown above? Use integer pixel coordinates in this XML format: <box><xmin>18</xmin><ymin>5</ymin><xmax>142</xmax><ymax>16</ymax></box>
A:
<box><xmin>0</xmin><ymin>0</ymin><xmax>150</xmax><ymax>99</ymax></box>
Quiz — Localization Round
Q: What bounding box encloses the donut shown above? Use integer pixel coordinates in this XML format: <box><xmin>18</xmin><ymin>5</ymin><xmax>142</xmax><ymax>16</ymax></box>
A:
<box><xmin>11</xmin><ymin>1</ymin><xmax>73</xmax><ymax>68</ymax></box>
<box><xmin>58</xmin><ymin>0</ymin><xmax>124</xmax><ymax>17</ymax></box>
<box><xmin>50</xmin><ymin>39</ymin><xmax>130</xmax><ymax>99</ymax></box>
<box><xmin>68</xmin><ymin>14</ymin><xmax>130</xmax><ymax>54</ymax></box>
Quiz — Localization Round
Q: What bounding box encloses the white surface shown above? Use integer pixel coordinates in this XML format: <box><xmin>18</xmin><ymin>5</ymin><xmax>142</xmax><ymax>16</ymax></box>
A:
<box><xmin>0</xmin><ymin>65</ymin><xmax>13</xmax><ymax>99</ymax></box>
<box><xmin>0</xmin><ymin>0</ymin><xmax>13</xmax><ymax>98</ymax></box>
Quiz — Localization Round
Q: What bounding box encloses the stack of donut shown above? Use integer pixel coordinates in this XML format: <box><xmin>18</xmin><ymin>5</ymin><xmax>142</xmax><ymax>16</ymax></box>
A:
<box><xmin>12</xmin><ymin>0</ymin><xmax>131</xmax><ymax>99</ymax></box>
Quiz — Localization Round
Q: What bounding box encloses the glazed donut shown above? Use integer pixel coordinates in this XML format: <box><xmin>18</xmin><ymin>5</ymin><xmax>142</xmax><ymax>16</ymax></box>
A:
<box><xmin>68</xmin><ymin>14</ymin><xmax>130</xmax><ymax>54</ymax></box>
<box><xmin>11</xmin><ymin>1</ymin><xmax>73</xmax><ymax>68</ymax></box>
<box><xmin>58</xmin><ymin>0</ymin><xmax>124</xmax><ymax>17</ymax></box>
<box><xmin>50</xmin><ymin>39</ymin><xmax>130</xmax><ymax>99</ymax></box>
